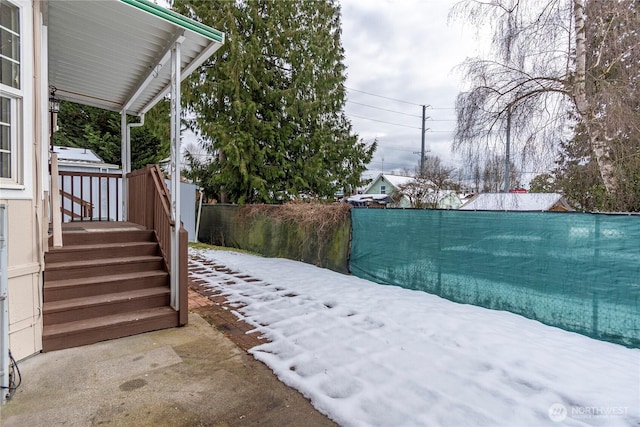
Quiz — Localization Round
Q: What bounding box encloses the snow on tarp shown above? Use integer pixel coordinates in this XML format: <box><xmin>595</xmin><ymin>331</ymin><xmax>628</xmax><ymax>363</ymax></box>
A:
<box><xmin>190</xmin><ymin>248</ymin><xmax>640</xmax><ymax>427</ymax></box>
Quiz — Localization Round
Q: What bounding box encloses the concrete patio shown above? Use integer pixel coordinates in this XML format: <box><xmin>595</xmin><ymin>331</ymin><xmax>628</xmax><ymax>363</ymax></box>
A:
<box><xmin>1</xmin><ymin>299</ymin><xmax>336</xmax><ymax>426</ymax></box>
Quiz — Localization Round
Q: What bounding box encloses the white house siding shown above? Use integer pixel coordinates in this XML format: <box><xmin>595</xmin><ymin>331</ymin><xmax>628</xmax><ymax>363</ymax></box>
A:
<box><xmin>5</xmin><ymin>200</ymin><xmax>42</xmax><ymax>360</ymax></box>
<box><xmin>363</xmin><ymin>174</ymin><xmax>413</xmax><ymax>208</ymax></box>
<box><xmin>0</xmin><ymin>0</ymin><xmax>44</xmax><ymax>361</ymax></box>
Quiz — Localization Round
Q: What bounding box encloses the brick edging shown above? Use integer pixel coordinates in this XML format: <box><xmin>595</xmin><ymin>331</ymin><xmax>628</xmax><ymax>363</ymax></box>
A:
<box><xmin>188</xmin><ymin>261</ymin><xmax>267</xmax><ymax>352</ymax></box>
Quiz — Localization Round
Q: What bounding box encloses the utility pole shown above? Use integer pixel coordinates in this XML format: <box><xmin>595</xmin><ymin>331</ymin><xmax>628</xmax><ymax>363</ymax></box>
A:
<box><xmin>420</xmin><ymin>104</ymin><xmax>429</xmax><ymax>175</ymax></box>
<box><xmin>504</xmin><ymin>105</ymin><xmax>511</xmax><ymax>193</ymax></box>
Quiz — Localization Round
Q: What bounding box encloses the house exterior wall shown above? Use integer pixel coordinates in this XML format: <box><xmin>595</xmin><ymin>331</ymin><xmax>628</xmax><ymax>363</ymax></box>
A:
<box><xmin>398</xmin><ymin>198</ymin><xmax>411</xmax><ymax>208</ymax></box>
<box><xmin>363</xmin><ymin>176</ymin><xmax>411</xmax><ymax>208</ymax></box>
<box><xmin>5</xmin><ymin>200</ymin><xmax>42</xmax><ymax>360</ymax></box>
<box><xmin>0</xmin><ymin>0</ymin><xmax>45</xmax><ymax>361</ymax></box>
<box><xmin>364</xmin><ymin>176</ymin><xmax>393</xmax><ymax>196</ymax></box>
<box><xmin>437</xmin><ymin>193</ymin><xmax>462</xmax><ymax>210</ymax></box>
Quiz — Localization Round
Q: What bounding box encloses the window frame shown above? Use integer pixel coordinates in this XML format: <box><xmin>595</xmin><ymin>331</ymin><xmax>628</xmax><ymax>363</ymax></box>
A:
<box><xmin>0</xmin><ymin>0</ymin><xmax>21</xmax><ymax>90</ymax></box>
<box><xmin>0</xmin><ymin>94</ymin><xmax>22</xmax><ymax>184</ymax></box>
<box><xmin>0</xmin><ymin>0</ymin><xmax>24</xmax><ymax>190</ymax></box>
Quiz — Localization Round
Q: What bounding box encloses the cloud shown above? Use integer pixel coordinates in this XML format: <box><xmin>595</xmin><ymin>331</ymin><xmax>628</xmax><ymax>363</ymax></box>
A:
<box><xmin>340</xmin><ymin>0</ymin><xmax>478</xmax><ymax>178</ymax></box>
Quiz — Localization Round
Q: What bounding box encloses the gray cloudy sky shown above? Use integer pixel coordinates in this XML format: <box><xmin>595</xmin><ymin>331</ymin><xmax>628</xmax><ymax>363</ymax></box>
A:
<box><xmin>175</xmin><ymin>0</ymin><xmax>484</xmax><ymax>180</ymax></box>
<box><xmin>340</xmin><ymin>0</ymin><xmax>481</xmax><ymax>178</ymax></box>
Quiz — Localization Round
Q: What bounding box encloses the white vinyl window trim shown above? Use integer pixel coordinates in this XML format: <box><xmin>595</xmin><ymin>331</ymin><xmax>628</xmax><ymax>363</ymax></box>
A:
<box><xmin>0</xmin><ymin>0</ymin><xmax>23</xmax><ymax>189</ymax></box>
<box><xmin>1</xmin><ymin>0</ymin><xmax>21</xmax><ymax>90</ymax></box>
<box><xmin>0</xmin><ymin>96</ymin><xmax>19</xmax><ymax>183</ymax></box>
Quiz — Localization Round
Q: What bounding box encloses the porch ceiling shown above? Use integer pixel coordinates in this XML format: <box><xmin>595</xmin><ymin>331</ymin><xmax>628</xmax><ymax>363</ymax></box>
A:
<box><xmin>47</xmin><ymin>0</ymin><xmax>224</xmax><ymax>116</ymax></box>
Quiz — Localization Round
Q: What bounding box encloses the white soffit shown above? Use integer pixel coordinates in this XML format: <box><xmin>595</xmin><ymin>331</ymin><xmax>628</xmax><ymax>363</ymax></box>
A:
<box><xmin>47</xmin><ymin>0</ymin><xmax>224</xmax><ymax>116</ymax></box>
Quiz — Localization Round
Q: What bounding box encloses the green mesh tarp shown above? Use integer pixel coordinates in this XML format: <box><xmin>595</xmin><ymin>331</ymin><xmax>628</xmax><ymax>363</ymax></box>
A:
<box><xmin>349</xmin><ymin>209</ymin><xmax>640</xmax><ymax>348</ymax></box>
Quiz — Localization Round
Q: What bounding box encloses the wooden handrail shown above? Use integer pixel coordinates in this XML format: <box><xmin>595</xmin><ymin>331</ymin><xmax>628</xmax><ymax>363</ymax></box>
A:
<box><xmin>58</xmin><ymin>171</ymin><xmax>121</xmax><ymax>179</ymax></box>
<box><xmin>127</xmin><ymin>164</ymin><xmax>188</xmax><ymax>325</ymax></box>
<box><xmin>149</xmin><ymin>165</ymin><xmax>173</xmax><ymax>225</ymax></box>
<box><xmin>127</xmin><ymin>165</ymin><xmax>174</xmax><ymax>267</ymax></box>
<box><xmin>57</xmin><ymin>170</ymin><xmax>121</xmax><ymax>221</ymax></box>
<box><xmin>60</xmin><ymin>189</ymin><xmax>93</xmax><ymax>218</ymax></box>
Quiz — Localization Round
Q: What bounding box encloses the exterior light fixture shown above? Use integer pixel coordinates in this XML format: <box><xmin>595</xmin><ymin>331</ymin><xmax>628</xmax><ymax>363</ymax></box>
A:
<box><xmin>49</xmin><ymin>86</ymin><xmax>60</xmax><ymax>151</ymax></box>
<box><xmin>49</xmin><ymin>86</ymin><xmax>60</xmax><ymax>114</ymax></box>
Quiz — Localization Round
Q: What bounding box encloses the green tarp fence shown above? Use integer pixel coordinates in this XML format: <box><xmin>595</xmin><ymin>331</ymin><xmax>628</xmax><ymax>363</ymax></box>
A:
<box><xmin>349</xmin><ymin>209</ymin><xmax>640</xmax><ymax>348</ymax></box>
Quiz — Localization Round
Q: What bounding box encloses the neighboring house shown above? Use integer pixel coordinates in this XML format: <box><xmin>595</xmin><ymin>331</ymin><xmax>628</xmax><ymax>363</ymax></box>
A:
<box><xmin>460</xmin><ymin>193</ymin><xmax>573</xmax><ymax>211</ymax></box>
<box><xmin>362</xmin><ymin>173</ymin><xmax>462</xmax><ymax>209</ymax></box>
<box><xmin>54</xmin><ymin>146</ymin><xmax>121</xmax><ymax>173</ymax></box>
<box><xmin>0</xmin><ymin>0</ymin><xmax>224</xmax><ymax>393</ymax></box>
<box><xmin>362</xmin><ymin>174</ymin><xmax>416</xmax><ymax>208</ymax></box>
<box><xmin>435</xmin><ymin>191</ymin><xmax>463</xmax><ymax>210</ymax></box>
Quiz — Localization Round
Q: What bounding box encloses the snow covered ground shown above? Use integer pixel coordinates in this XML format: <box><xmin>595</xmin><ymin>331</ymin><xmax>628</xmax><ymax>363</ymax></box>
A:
<box><xmin>189</xmin><ymin>248</ymin><xmax>640</xmax><ymax>427</ymax></box>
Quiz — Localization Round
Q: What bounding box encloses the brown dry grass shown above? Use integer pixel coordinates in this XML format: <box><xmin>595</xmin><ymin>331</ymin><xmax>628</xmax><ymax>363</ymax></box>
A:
<box><xmin>238</xmin><ymin>201</ymin><xmax>351</xmax><ymax>232</ymax></box>
<box><xmin>237</xmin><ymin>202</ymin><xmax>351</xmax><ymax>263</ymax></box>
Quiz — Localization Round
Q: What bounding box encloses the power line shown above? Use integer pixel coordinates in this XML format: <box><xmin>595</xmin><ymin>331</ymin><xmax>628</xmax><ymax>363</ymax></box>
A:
<box><xmin>347</xmin><ymin>113</ymin><xmax>421</xmax><ymax>130</ymax></box>
<box><xmin>345</xmin><ymin>86</ymin><xmax>456</xmax><ymax>110</ymax></box>
<box><xmin>346</xmin><ymin>100</ymin><xmax>422</xmax><ymax>118</ymax></box>
<box><xmin>345</xmin><ymin>87</ymin><xmax>421</xmax><ymax>106</ymax></box>
<box><xmin>376</xmin><ymin>146</ymin><xmax>423</xmax><ymax>153</ymax></box>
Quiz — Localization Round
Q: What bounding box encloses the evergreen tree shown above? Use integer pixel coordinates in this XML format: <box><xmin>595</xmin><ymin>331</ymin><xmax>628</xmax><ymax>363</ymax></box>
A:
<box><xmin>54</xmin><ymin>101</ymin><xmax>170</xmax><ymax>171</ymax></box>
<box><xmin>174</xmin><ymin>0</ymin><xmax>375</xmax><ymax>203</ymax></box>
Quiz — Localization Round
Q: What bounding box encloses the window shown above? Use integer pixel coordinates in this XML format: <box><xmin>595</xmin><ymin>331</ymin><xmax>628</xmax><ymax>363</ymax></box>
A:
<box><xmin>0</xmin><ymin>96</ymin><xmax>12</xmax><ymax>178</ymax></box>
<box><xmin>380</xmin><ymin>185</ymin><xmax>386</xmax><ymax>194</ymax></box>
<box><xmin>0</xmin><ymin>0</ymin><xmax>20</xmax><ymax>183</ymax></box>
<box><xmin>1</xmin><ymin>0</ymin><xmax>20</xmax><ymax>89</ymax></box>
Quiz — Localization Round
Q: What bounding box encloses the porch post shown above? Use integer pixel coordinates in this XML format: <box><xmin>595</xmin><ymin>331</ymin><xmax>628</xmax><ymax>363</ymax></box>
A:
<box><xmin>170</xmin><ymin>39</ymin><xmax>182</xmax><ymax>310</ymax></box>
<box><xmin>50</xmin><ymin>153</ymin><xmax>62</xmax><ymax>247</ymax></box>
<box><xmin>121</xmin><ymin>113</ymin><xmax>128</xmax><ymax>221</ymax></box>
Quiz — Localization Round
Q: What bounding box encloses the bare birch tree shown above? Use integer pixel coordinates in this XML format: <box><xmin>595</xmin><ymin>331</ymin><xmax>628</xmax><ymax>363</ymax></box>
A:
<box><xmin>393</xmin><ymin>155</ymin><xmax>456</xmax><ymax>208</ymax></box>
<box><xmin>450</xmin><ymin>0</ymin><xmax>638</xmax><ymax>200</ymax></box>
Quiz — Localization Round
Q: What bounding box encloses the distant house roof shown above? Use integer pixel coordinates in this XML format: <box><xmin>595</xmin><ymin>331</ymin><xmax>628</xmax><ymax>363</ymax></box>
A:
<box><xmin>363</xmin><ymin>173</ymin><xmax>415</xmax><ymax>193</ymax></box>
<box><xmin>53</xmin><ymin>146</ymin><xmax>120</xmax><ymax>170</ymax></box>
<box><xmin>460</xmin><ymin>193</ymin><xmax>572</xmax><ymax>211</ymax></box>
<box><xmin>54</xmin><ymin>146</ymin><xmax>102</xmax><ymax>162</ymax></box>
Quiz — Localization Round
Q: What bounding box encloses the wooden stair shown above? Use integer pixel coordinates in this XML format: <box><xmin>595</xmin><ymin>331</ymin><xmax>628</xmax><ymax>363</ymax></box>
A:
<box><xmin>43</xmin><ymin>228</ymin><xmax>179</xmax><ymax>352</ymax></box>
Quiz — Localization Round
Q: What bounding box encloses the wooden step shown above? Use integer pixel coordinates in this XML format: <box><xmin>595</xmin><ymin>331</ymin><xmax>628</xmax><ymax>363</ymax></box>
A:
<box><xmin>43</xmin><ymin>287</ymin><xmax>171</xmax><ymax>325</ymax></box>
<box><xmin>45</xmin><ymin>255</ymin><xmax>165</xmax><ymax>281</ymax></box>
<box><xmin>42</xmin><ymin>307</ymin><xmax>179</xmax><ymax>352</ymax></box>
<box><xmin>59</xmin><ymin>229</ymin><xmax>156</xmax><ymax>246</ymax></box>
<box><xmin>42</xmin><ymin>222</ymin><xmax>183</xmax><ymax>352</ymax></box>
<box><xmin>44</xmin><ymin>270</ymin><xmax>169</xmax><ymax>302</ymax></box>
<box><xmin>45</xmin><ymin>241</ymin><xmax>159</xmax><ymax>263</ymax></box>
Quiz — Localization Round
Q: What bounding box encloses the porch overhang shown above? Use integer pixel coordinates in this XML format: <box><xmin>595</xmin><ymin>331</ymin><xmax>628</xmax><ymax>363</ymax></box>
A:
<box><xmin>47</xmin><ymin>0</ymin><xmax>224</xmax><ymax>116</ymax></box>
<box><xmin>45</xmin><ymin>0</ymin><xmax>224</xmax><ymax>318</ymax></box>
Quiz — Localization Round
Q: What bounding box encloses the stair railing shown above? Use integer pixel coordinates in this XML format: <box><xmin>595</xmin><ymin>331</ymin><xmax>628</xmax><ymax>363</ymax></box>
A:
<box><xmin>60</xmin><ymin>190</ymin><xmax>93</xmax><ymax>220</ymax></box>
<box><xmin>57</xmin><ymin>170</ymin><xmax>121</xmax><ymax>221</ymax></box>
<box><xmin>127</xmin><ymin>165</ymin><xmax>188</xmax><ymax>324</ymax></box>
